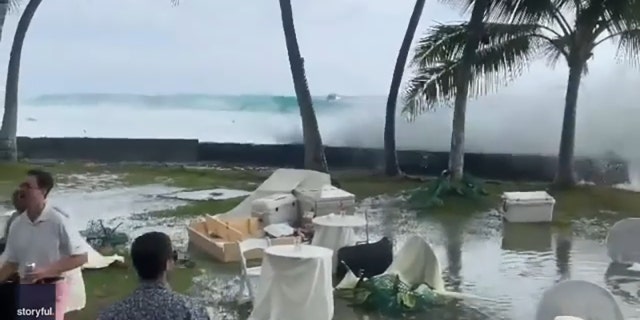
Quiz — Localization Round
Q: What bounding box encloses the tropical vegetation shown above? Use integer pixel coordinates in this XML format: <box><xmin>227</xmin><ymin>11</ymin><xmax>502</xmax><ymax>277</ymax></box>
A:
<box><xmin>403</xmin><ymin>0</ymin><xmax>640</xmax><ymax>187</ymax></box>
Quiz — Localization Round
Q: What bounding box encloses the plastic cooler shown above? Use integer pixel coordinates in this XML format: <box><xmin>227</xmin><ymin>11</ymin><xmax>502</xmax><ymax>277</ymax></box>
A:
<box><xmin>501</xmin><ymin>191</ymin><xmax>555</xmax><ymax>223</ymax></box>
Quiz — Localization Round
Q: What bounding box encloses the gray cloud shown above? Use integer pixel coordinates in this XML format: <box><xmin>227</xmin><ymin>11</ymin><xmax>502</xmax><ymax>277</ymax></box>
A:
<box><xmin>0</xmin><ymin>0</ymin><xmax>631</xmax><ymax>97</ymax></box>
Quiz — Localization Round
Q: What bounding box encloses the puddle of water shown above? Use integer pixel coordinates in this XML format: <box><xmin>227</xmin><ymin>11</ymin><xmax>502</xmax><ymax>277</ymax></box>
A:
<box><xmin>56</xmin><ymin>173</ymin><xmax>123</xmax><ymax>190</ymax></box>
<box><xmin>163</xmin><ymin>189</ymin><xmax>251</xmax><ymax>201</ymax></box>
<box><xmin>188</xmin><ymin>197</ymin><xmax>640</xmax><ymax>320</ymax></box>
<box><xmin>49</xmin><ymin>184</ymin><xmax>186</xmax><ymax>231</ymax></box>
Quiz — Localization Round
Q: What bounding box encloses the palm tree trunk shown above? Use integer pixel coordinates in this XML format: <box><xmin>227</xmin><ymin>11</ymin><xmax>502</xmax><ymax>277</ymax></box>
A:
<box><xmin>0</xmin><ymin>0</ymin><xmax>10</xmax><ymax>42</ymax></box>
<box><xmin>448</xmin><ymin>0</ymin><xmax>489</xmax><ymax>181</ymax></box>
<box><xmin>278</xmin><ymin>0</ymin><xmax>328</xmax><ymax>173</ymax></box>
<box><xmin>0</xmin><ymin>0</ymin><xmax>43</xmax><ymax>161</ymax></box>
<box><xmin>384</xmin><ymin>0</ymin><xmax>426</xmax><ymax>177</ymax></box>
<box><xmin>554</xmin><ymin>59</ymin><xmax>584</xmax><ymax>187</ymax></box>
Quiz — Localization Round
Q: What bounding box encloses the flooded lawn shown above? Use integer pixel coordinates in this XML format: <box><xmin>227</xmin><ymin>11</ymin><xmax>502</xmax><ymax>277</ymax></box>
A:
<box><xmin>2</xmin><ymin>165</ymin><xmax>640</xmax><ymax>319</ymax></box>
<box><xmin>190</xmin><ymin>196</ymin><xmax>640</xmax><ymax>320</ymax></box>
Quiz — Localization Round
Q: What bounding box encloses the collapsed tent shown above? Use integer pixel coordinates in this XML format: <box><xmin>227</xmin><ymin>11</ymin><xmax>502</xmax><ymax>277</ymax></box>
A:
<box><xmin>606</xmin><ymin>218</ymin><xmax>640</xmax><ymax>264</ymax></box>
<box><xmin>219</xmin><ymin>168</ymin><xmax>331</xmax><ymax>219</ymax></box>
<box><xmin>535</xmin><ymin>280</ymin><xmax>624</xmax><ymax>320</ymax></box>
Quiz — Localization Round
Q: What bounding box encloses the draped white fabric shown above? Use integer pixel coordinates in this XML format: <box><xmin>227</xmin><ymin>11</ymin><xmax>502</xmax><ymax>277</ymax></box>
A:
<box><xmin>384</xmin><ymin>235</ymin><xmax>445</xmax><ymax>291</ymax></box>
<box><xmin>535</xmin><ymin>280</ymin><xmax>624</xmax><ymax>320</ymax></box>
<box><xmin>311</xmin><ymin>214</ymin><xmax>365</xmax><ymax>273</ymax></box>
<box><xmin>220</xmin><ymin>169</ymin><xmax>331</xmax><ymax>219</ymax></box>
<box><xmin>249</xmin><ymin>244</ymin><xmax>333</xmax><ymax>320</ymax></box>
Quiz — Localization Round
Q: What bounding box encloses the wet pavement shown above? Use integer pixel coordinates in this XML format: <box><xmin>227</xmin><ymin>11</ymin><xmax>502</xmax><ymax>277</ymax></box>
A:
<box><xmin>2</xmin><ymin>175</ymin><xmax>640</xmax><ymax>320</ymax></box>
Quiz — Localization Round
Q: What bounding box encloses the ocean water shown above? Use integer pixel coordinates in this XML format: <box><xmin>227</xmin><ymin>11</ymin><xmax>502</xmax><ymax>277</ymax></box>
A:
<box><xmin>15</xmin><ymin>92</ymin><xmax>640</xmax><ymax>162</ymax></box>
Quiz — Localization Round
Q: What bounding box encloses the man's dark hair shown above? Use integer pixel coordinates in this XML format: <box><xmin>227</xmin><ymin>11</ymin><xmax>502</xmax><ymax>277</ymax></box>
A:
<box><xmin>26</xmin><ymin>169</ymin><xmax>54</xmax><ymax>197</ymax></box>
<box><xmin>11</xmin><ymin>190</ymin><xmax>24</xmax><ymax>211</ymax></box>
<box><xmin>131</xmin><ymin>232</ymin><xmax>173</xmax><ymax>280</ymax></box>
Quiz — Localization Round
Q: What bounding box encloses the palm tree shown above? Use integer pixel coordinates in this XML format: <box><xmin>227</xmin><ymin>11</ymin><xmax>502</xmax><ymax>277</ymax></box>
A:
<box><xmin>0</xmin><ymin>0</ymin><xmax>43</xmax><ymax>161</ymax></box>
<box><xmin>278</xmin><ymin>0</ymin><xmax>329</xmax><ymax>173</ymax></box>
<box><xmin>405</xmin><ymin>0</ymin><xmax>640</xmax><ymax>187</ymax></box>
<box><xmin>404</xmin><ymin>0</ymin><xmax>492</xmax><ymax>182</ymax></box>
<box><xmin>0</xmin><ymin>0</ymin><xmax>14</xmax><ymax>42</ymax></box>
<box><xmin>384</xmin><ymin>0</ymin><xmax>427</xmax><ymax>177</ymax></box>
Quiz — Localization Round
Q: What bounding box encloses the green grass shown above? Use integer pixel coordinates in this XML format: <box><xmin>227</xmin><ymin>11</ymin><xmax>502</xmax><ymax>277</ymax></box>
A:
<box><xmin>154</xmin><ymin>198</ymin><xmax>245</xmax><ymax>218</ymax></box>
<box><xmin>408</xmin><ymin>179</ymin><xmax>640</xmax><ymax>224</ymax></box>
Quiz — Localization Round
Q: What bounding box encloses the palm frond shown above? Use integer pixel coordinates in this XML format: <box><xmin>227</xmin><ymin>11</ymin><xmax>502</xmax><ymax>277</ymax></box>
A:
<box><xmin>613</xmin><ymin>29</ymin><xmax>640</xmax><ymax>66</ymax></box>
<box><xmin>5</xmin><ymin>0</ymin><xmax>23</xmax><ymax>13</ymax></box>
<box><xmin>403</xmin><ymin>24</ymin><xmax>541</xmax><ymax>119</ymax></box>
<box><xmin>412</xmin><ymin>22</ymin><xmax>543</xmax><ymax>68</ymax></box>
<box><xmin>597</xmin><ymin>0</ymin><xmax>640</xmax><ymax>34</ymax></box>
<box><xmin>540</xmin><ymin>34</ymin><xmax>570</xmax><ymax>67</ymax></box>
<box><xmin>468</xmin><ymin>30</ymin><xmax>541</xmax><ymax>96</ymax></box>
<box><xmin>402</xmin><ymin>62</ymin><xmax>458</xmax><ymax>120</ymax></box>
<box><xmin>440</xmin><ymin>0</ymin><xmax>575</xmax><ymax>27</ymax></box>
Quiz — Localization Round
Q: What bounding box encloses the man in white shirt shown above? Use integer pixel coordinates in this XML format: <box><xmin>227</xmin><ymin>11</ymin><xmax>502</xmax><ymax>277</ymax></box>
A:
<box><xmin>0</xmin><ymin>169</ymin><xmax>88</xmax><ymax>320</ymax></box>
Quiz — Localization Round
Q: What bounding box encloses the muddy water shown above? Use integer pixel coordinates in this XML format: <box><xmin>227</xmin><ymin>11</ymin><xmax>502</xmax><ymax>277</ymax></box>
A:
<box><xmin>2</xmin><ymin>179</ymin><xmax>640</xmax><ymax>319</ymax></box>
<box><xmin>196</xmin><ymin>198</ymin><xmax>640</xmax><ymax>320</ymax></box>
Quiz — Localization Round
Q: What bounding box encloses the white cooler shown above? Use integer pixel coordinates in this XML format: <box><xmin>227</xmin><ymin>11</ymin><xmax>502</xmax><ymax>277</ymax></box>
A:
<box><xmin>294</xmin><ymin>185</ymin><xmax>355</xmax><ymax>217</ymax></box>
<box><xmin>251</xmin><ymin>193</ymin><xmax>298</xmax><ymax>226</ymax></box>
<box><xmin>501</xmin><ymin>191</ymin><xmax>555</xmax><ymax>223</ymax></box>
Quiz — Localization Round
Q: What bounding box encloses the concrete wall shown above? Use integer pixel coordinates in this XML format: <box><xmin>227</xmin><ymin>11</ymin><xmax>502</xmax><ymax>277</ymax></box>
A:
<box><xmin>17</xmin><ymin>137</ymin><xmax>199</xmax><ymax>163</ymax></box>
<box><xmin>15</xmin><ymin>137</ymin><xmax>629</xmax><ymax>184</ymax></box>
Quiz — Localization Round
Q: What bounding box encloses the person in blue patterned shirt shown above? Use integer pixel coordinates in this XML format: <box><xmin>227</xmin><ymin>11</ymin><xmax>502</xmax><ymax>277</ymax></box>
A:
<box><xmin>97</xmin><ymin>231</ymin><xmax>209</xmax><ymax>320</ymax></box>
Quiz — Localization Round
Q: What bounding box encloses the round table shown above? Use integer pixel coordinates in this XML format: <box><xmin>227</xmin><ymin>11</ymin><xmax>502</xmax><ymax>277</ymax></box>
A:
<box><xmin>249</xmin><ymin>244</ymin><xmax>334</xmax><ymax>320</ymax></box>
<box><xmin>311</xmin><ymin>214</ymin><xmax>366</xmax><ymax>273</ymax></box>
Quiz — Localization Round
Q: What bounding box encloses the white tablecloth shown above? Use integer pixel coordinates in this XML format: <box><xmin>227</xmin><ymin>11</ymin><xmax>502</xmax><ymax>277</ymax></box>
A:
<box><xmin>311</xmin><ymin>214</ymin><xmax>366</xmax><ymax>272</ymax></box>
<box><xmin>249</xmin><ymin>244</ymin><xmax>334</xmax><ymax>320</ymax></box>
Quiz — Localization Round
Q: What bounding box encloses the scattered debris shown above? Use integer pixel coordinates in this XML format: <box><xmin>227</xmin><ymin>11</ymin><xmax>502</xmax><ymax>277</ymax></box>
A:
<box><xmin>335</xmin><ymin>273</ymin><xmax>445</xmax><ymax>315</ymax></box>
<box><xmin>173</xmin><ymin>250</ymin><xmax>196</xmax><ymax>268</ymax></box>
<box><xmin>81</xmin><ymin>219</ymin><xmax>129</xmax><ymax>250</ymax></box>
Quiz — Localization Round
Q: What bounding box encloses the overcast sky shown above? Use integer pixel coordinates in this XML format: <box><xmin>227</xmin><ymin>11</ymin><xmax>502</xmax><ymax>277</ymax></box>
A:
<box><xmin>0</xmin><ymin>0</ymin><xmax>636</xmax><ymax>97</ymax></box>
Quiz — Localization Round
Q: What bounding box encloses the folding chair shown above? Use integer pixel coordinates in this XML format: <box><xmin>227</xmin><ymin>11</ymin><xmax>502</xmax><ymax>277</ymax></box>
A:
<box><xmin>237</xmin><ymin>238</ymin><xmax>271</xmax><ymax>304</ymax></box>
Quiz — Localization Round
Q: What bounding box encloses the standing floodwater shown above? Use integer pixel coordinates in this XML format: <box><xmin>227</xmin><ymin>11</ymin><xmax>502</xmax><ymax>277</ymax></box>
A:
<box><xmin>195</xmin><ymin>197</ymin><xmax>640</xmax><ymax>320</ymax></box>
<box><xmin>4</xmin><ymin>179</ymin><xmax>637</xmax><ymax>319</ymax></box>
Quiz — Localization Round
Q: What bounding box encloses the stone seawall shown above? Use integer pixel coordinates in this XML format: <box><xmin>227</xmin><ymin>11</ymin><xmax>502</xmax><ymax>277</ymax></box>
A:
<box><xmin>16</xmin><ymin>137</ymin><xmax>629</xmax><ymax>184</ymax></box>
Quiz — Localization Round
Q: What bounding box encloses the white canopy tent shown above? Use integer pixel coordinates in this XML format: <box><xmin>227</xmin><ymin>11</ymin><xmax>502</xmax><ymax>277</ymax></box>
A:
<box><xmin>535</xmin><ymin>280</ymin><xmax>624</xmax><ymax>320</ymax></box>
<box><xmin>219</xmin><ymin>168</ymin><xmax>331</xmax><ymax>219</ymax></box>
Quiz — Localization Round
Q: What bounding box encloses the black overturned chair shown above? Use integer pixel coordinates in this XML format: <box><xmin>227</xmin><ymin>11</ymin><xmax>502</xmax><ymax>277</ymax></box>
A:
<box><xmin>335</xmin><ymin>237</ymin><xmax>393</xmax><ymax>282</ymax></box>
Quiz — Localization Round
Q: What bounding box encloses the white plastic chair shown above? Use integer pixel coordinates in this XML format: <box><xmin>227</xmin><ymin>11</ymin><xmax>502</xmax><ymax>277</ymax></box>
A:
<box><xmin>237</xmin><ymin>238</ymin><xmax>271</xmax><ymax>304</ymax></box>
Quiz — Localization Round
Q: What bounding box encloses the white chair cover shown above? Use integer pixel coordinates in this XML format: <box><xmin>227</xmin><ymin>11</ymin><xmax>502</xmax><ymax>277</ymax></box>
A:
<box><xmin>606</xmin><ymin>218</ymin><xmax>640</xmax><ymax>264</ymax></box>
<box><xmin>535</xmin><ymin>280</ymin><xmax>624</xmax><ymax>320</ymax></box>
<box><xmin>384</xmin><ymin>235</ymin><xmax>445</xmax><ymax>291</ymax></box>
